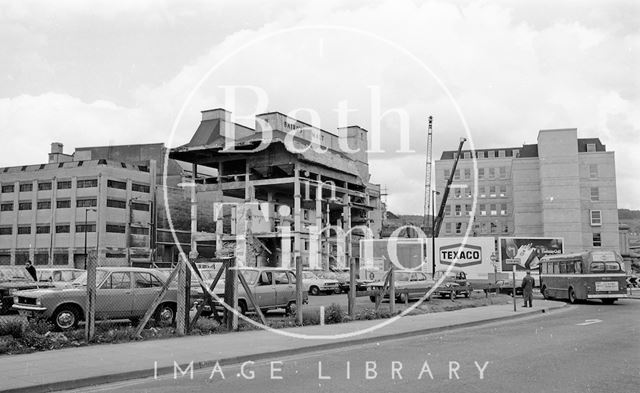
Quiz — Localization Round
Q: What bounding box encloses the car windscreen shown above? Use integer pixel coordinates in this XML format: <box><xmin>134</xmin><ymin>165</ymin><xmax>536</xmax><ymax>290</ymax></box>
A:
<box><xmin>395</xmin><ymin>272</ymin><xmax>411</xmax><ymax>281</ymax></box>
<box><xmin>0</xmin><ymin>267</ymin><xmax>33</xmax><ymax>282</ymax></box>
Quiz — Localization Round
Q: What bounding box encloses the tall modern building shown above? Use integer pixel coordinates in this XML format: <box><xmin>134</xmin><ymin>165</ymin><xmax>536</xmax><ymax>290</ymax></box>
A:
<box><xmin>434</xmin><ymin>128</ymin><xmax>619</xmax><ymax>253</ymax></box>
<box><xmin>0</xmin><ymin>143</ymin><xmax>154</xmax><ymax>267</ymax></box>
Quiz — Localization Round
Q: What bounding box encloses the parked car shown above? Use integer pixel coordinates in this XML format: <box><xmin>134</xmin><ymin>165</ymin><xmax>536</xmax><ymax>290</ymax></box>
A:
<box><xmin>328</xmin><ymin>268</ymin><xmax>373</xmax><ymax>293</ymax></box>
<box><xmin>434</xmin><ymin>268</ymin><xmax>472</xmax><ymax>299</ymax></box>
<box><xmin>495</xmin><ymin>279</ymin><xmax>523</xmax><ymax>296</ymax></box>
<box><xmin>204</xmin><ymin>267</ymin><xmax>308</xmax><ymax>315</ymax></box>
<box><xmin>367</xmin><ymin>270</ymin><xmax>435</xmax><ymax>302</ymax></box>
<box><xmin>12</xmin><ymin>267</ymin><xmax>179</xmax><ymax>330</ymax></box>
<box><xmin>302</xmin><ymin>271</ymin><xmax>340</xmax><ymax>295</ymax></box>
<box><xmin>0</xmin><ymin>267</ymin><xmax>54</xmax><ymax>315</ymax></box>
<box><xmin>36</xmin><ymin>268</ymin><xmax>85</xmax><ymax>287</ymax></box>
<box><xmin>307</xmin><ymin>270</ymin><xmax>344</xmax><ymax>293</ymax></box>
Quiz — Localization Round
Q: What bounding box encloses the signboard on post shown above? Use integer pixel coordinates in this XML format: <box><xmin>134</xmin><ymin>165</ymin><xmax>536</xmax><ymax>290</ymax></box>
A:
<box><xmin>498</xmin><ymin>237</ymin><xmax>564</xmax><ymax>272</ymax></box>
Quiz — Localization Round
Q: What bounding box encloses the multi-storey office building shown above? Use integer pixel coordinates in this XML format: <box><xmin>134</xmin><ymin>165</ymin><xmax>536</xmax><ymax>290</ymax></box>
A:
<box><xmin>435</xmin><ymin>128</ymin><xmax>619</xmax><ymax>253</ymax></box>
<box><xmin>0</xmin><ymin>143</ymin><xmax>154</xmax><ymax>267</ymax></box>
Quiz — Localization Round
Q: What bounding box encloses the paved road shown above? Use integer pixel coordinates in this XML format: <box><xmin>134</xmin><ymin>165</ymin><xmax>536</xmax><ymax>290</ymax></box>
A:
<box><xmin>69</xmin><ymin>299</ymin><xmax>639</xmax><ymax>393</ymax></box>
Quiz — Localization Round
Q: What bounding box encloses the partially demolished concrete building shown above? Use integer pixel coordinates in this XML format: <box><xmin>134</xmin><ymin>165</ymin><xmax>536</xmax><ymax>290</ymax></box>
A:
<box><xmin>170</xmin><ymin>109</ymin><xmax>384</xmax><ymax>270</ymax></box>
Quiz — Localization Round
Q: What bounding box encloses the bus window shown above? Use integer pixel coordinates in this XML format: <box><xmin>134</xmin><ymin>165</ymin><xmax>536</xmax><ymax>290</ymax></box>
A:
<box><xmin>605</xmin><ymin>262</ymin><xmax>621</xmax><ymax>272</ymax></box>
<box><xmin>575</xmin><ymin>262</ymin><xmax>582</xmax><ymax>274</ymax></box>
<box><xmin>566</xmin><ymin>262</ymin><xmax>574</xmax><ymax>274</ymax></box>
<box><xmin>590</xmin><ymin>262</ymin><xmax>605</xmax><ymax>273</ymax></box>
<box><xmin>553</xmin><ymin>263</ymin><xmax>559</xmax><ymax>274</ymax></box>
<box><xmin>559</xmin><ymin>263</ymin><xmax>566</xmax><ymax>274</ymax></box>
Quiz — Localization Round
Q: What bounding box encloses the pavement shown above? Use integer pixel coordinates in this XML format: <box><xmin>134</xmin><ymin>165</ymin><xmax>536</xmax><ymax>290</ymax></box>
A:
<box><xmin>0</xmin><ymin>299</ymin><xmax>567</xmax><ymax>393</ymax></box>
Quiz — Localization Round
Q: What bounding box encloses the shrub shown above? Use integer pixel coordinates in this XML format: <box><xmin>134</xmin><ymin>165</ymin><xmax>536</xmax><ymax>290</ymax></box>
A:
<box><xmin>26</xmin><ymin>317</ymin><xmax>53</xmax><ymax>335</ymax></box>
<box><xmin>324</xmin><ymin>303</ymin><xmax>344</xmax><ymax>324</ymax></box>
<box><xmin>301</xmin><ymin>309</ymin><xmax>320</xmax><ymax>325</ymax></box>
<box><xmin>192</xmin><ymin>318</ymin><xmax>222</xmax><ymax>335</ymax></box>
<box><xmin>0</xmin><ymin>318</ymin><xmax>26</xmax><ymax>339</ymax></box>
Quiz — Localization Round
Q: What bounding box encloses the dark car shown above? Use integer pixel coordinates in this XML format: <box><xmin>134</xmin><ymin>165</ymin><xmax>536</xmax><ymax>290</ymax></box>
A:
<box><xmin>434</xmin><ymin>268</ymin><xmax>472</xmax><ymax>299</ymax></box>
<box><xmin>0</xmin><ymin>267</ymin><xmax>54</xmax><ymax>314</ymax></box>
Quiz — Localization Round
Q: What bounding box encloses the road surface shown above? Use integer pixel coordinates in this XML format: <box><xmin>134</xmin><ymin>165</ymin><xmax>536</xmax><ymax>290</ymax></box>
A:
<box><xmin>70</xmin><ymin>299</ymin><xmax>640</xmax><ymax>393</ymax></box>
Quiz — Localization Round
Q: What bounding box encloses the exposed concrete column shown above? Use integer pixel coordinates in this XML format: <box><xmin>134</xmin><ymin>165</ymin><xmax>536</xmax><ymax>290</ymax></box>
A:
<box><xmin>215</xmin><ymin>162</ymin><xmax>223</xmax><ymax>256</ymax></box>
<box><xmin>315</xmin><ymin>174</ymin><xmax>323</xmax><ymax>270</ymax></box>
<box><xmin>294</xmin><ymin>166</ymin><xmax>303</xmax><ymax>325</ymax></box>
<box><xmin>343</xmin><ymin>194</ymin><xmax>352</xmax><ymax>270</ymax></box>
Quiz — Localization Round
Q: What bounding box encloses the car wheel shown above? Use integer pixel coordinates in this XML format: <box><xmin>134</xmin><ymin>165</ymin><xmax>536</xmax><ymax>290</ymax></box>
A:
<box><xmin>237</xmin><ymin>300</ymin><xmax>248</xmax><ymax>315</ymax></box>
<box><xmin>369</xmin><ymin>296</ymin><xmax>377</xmax><ymax>303</ymax></box>
<box><xmin>450</xmin><ymin>291</ymin><xmax>455</xmax><ymax>300</ymax></box>
<box><xmin>568</xmin><ymin>287</ymin><xmax>577</xmax><ymax>304</ymax></box>
<box><xmin>52</xmin><ymin>305</ymin><xmax>80</xmax><ymax>331</ymax></box>
<box><xmin>464</xmin><ymin>291</ymin><xmax>470</xmax><ymax>298</ymax></box>
<box><xmin>154</xmin><ymin>303</ymin><xmax>176</xmax><ymax>326</ymax></box>
<box><xmin>601</xmin><ymin>298</ymin><xmax>616</xmax><ymax>305</ymax></box>
<box><xmin>309</xmin><ymin>286</ymin><xmax>320</xmax><ymax>296</ymax></box>
<box><xmin>398</xmin><ymin>293</ymin><xmax>408</xmax><ymax>303</ymax></box>
<box><xmin>285</xmin><ymin>301</ymin><xmax>297</xmax><ymax>316</ymax></box>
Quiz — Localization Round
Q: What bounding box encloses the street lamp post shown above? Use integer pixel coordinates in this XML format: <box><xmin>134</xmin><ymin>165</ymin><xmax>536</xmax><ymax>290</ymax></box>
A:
<box><xmin>84</xmin><ymin>207</ymin><xmax>97</xmax><ymax>269</ymax></box>
<box><xmin>431</xmin><ymin>190</ymin><xmax>441</xmax><ymax>278</ymax></box>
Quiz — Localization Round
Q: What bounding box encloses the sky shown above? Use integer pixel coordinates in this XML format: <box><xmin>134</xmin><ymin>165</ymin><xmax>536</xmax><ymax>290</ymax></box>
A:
<box><xmin>0</xmin><ymin>0</ymin><xmax>638</xmax><ymax>213</ymax></box>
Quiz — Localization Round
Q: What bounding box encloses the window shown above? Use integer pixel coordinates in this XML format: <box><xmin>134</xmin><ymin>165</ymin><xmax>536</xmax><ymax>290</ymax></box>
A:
<box><xmin>444</xmin><ymin>169</ymin><xmax>450</xmax><ymax>179</ymax></box>
<box><xmin>36</xmin><ymin>225</ymin><xmax>50</xmax><ymax>234</ymax></box>
<box><xmin>130</xmin><ymin>227</ymin><xmax>149</xmax><ymax>235</ymax></box>
<box><xmin>258</xmin><ymin>271</ymin><xmax>273</xmax><ymax>286</ymax></box>
<box><xmin>478</xmin><ymin>168</ymin><xmax>485</xmax><ymax>180</ymax></box>
<box><xmin>0</xmin><ymin>203</ymin><xmax>13</xmax><ymax>211</ymax></box>
<box><xmin>589</xmin><ymin>164</ymin><xmax>598</xmax><ymax>179</ymax></box>
<box><xmin>488</xmin><ymin>168</ymin><xmax>495</xmax><ymax>179</ymax></box>
<box><xmin>37</xmin><ymin>201</ymin><xmax>51</xmax><ymax>209</ymax></box>
<box><xmin>1</xmin><ymin>184</ymin><xmax>14</xmax><ymax>193</ymax></box>
<box><xmin>445</xmin><ymin>205</ymin><xmax>451</xmax><ymax>216</ymax></box>
<box><xmin>132</xmin><ymin>183</ymin><xmax>150</xmax><ymax>193</ymax></box>
<box><xmin>77</xmin><ymin>179</ymin><xmax>98</xmax><ymax>188</ymax></box>
<box><xmin>590</xmin><ymin>187</ymin><xmax>599</xmax><ymax>201</ymax></box>
<box><xmin>590</xmin><ymin>262</ymin><xmax>604</xmax><ymax>273</ymax></box>
<box><xmin>454</xmin><ymin>188</ymin><xmax>462</xmax><ymax>199</ymax></box>
<box><xmin>489</xmin><ymin>186</ymin><xmax>496</xmax><ymax>197</ymax></box>
<box><xmin>592</xmin><ymin>233</ymin><xmax>602</xmax><ymax>247</ymax></box>
<box><xmin>465</xmin><ymin>204</ymin><xmax>472</xmax><ymax>216</ymax></box>
<box><xmin>273</xmin><ymin>272</ymin><xmax>289</xmax><ymax>284</ymax></box>
<box><xmin>57</xmin><ymin>181</ymin><xmax>72</xmax><ymax>189</ymax></box>
<box><xmin>455</xmin><ymin>205</ymin><xmax>462</xmax><ymax>216</ymax></box>
<box><xmin>38</xmin><ymin>182</ymin><xmax>52</xmax><ymax>191</ymax></box>
<box><xmin>0</xmin><ymin>227</ymin><xmax>12</xmax><ymax>235</ymax></box>
<box><xmin>107</xmin><ymin>180</ymin><xmax>127</xmax><ymax>190</ymax></box>
<box><xmin>455</xmin><ymin>222</ymin><xmax>462</xmax><ymax>234</ymax></box>
<box><xmin>499</xmin><ymin>185</ymin><xmax>507</xmax><ymax>197</ymax></box>
<box><xmin>101</xmin><ymin>272</ymin><xmax>131</xmax><ymax>290</ymax></box>
<box><xmin>106</xmin><ymin>224</ymin><xmax>126</xmax><ymax>233</ymax></box>
<box><xmin>586</xmin><ymin>143</ymin><xmax>596</xmax><ymax>152</ymax></box>
<box><xmin>500</xmin><ymin>203</ymin><xmax>507</xmax><ymax>215</ymax></box>
<box><xmin>464</xmin><ymin>168</ymin><xmax>471</xmax><ymax>180</ymax></box>
<box><xmin>502</xmin><ymin>224</ymin><xmax>509</xmax><ymax>233</ymax></box>
<box><xmin>18</xmin><ymin>201</ymin><xmax>32</xmax><ymax>210</ymax></box>
<box><xmin>287</xmin><ymin>272</ymin><xmax>297</xmax><ymax>284</ymax></box>
<box><xmin>107</xmin><ymin>199</ymin><xmax>126</xmax><ymax>209</ymax></box>
<box><xmin>479</xmin><ymin>186</ymin><xmax>486</xmax><ymax>198</ymax></box>
<box><xmin>134</xmin><ymin>272</ymin><xmax>162</xmax><ymax>288</ymax></box>
<box><xmin>34</xmin><ymin>253</ymin><xmax>48</xmax><ymax>266</ymax></box>
<box><xmin>76</xmin><ymin>224</ymin><xmax>96</xmax><ymax>233</ymax></box>
<box><xmin>490</xmin><ymin>222</ymin><xmax>497</xmax><ymax>233</ymax></box>
<box><xmin>17</xmin><ymin>226</ymin><xmax>31</xmax><ymax>235</ymax></box>
<box><xmin>490</xmin><ymin>204</ymin><xmax>497</xmax><ymax>215</ymax></box>
<box><xmin>479</xmin><ymin>204</ymin><xmax>487</xmax><ymax>216</ymax></box>
<box><xmin>465</xmin><ymin>188</ymin><xmax>472</xmax><ymax>198</ymax></box>
<box><xmin>53</xmin><ymin>253</ymin><xmax>68</xmax><ymax>265</ymax></box>
<box><xmin>76</xmin><ymin>198</ymin><xmax>97</xmax><ymax>208</ymax></box>
<box><xmin>499</xmin><ymin>167</ymin><xmax>507</xmax><ymax>179</ymax></box>
<box><xmin>19</xmin><ymin>183</ymin><xmax>33</xmax><ymax>192</ymax></box>
<box><xmin>454</xmin><ymin>169</ymin><xmax>460</xmax><ymax>180</ymax></box>
<box><xmin>56</xmin><ymin>224</ymin><xmax>70</xmax><ymax>233</ymax></box>
<box><xmin>445</xmin><ymin>223</ymin><xmax>452</xmax><ymax>233</ymax></box>
<box><xmin>56</xmin><ymin>200</ymin><xmax>71</xmax><ymax>208</ymax></box>
<box><xmin>590</xmin><ymin>210</ymin><xmax>602</xmax><ymax>226</ymax></box>
<box><xmin>512</xmin><ymin>149</ymin><xmax>519</xmax><ymax>157</ymax></box>
<box><xmin>498</xmin><ymin>150</ymin><xmax>506</xmax><ymax>158</ymax></box>
<box><xmin>131</xmin><ymin>202</ymin><xmax>149</xmax><ymax>211</ymax></box>
<box><xmin>488</xmin><ymin>150</ymin><xmax>496</xmax><ymax>158</ymax></box>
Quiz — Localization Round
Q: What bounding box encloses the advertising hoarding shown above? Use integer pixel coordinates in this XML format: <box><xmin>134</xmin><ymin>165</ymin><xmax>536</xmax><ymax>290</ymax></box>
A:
<box><xmin>430</xmin><ymin>237</ymin><xmax>496</xmax><ymax>279</ymax></box>
<box><xmin>498</xmin><ymin>237</ymin><xmax>564</xmax><ymax>272</ymax></box>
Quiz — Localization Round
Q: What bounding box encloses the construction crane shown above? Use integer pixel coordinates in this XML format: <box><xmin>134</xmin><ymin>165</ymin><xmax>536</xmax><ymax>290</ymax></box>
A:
<box><xmin>423</xmin><ymin>116</ymin><xmax>433</xmax><ymax>229</ymax></box>
<box><xmin>433</xmin><ymin>137</ymin><xmax>467</xmax><ymax>237</ymax></box>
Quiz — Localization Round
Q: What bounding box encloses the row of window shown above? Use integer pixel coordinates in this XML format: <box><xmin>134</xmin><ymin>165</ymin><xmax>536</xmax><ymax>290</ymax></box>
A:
<box><xmin>444</xmin><ymin>221</ymin><xmax>510</xmax><ymax>235</ymax></box>
<box><xmin>447</xmin><ymin>184</ymin><xmax>509</xmax><ymax>199</ymax></box>
<box><xmin>0</xmin><ymin>179</ymin><xmax>150</xmax><ymax>193</ymax></box>
<box><xmin>0</xmin><ymin>198</ymin><xmax>150</xmax><ymax>211</ymax></box>
<box><xmin>454</xmin><ymin>149</ymin><xmax>519</xmax><ymax>160</ymax></box>
<box><xmin>445</xmin><ymin>203</ymin><xmax>509</xmax><ymax>216</ymax></box>
<box><xmin>445</xmin><ymin>167</ymin><xmax>509</xmax><ymax>181</ymax></box>
<box><xmin>0</xmin><ymin>224</ymin><xmax>149</xmax><ymax>235</ymax></box>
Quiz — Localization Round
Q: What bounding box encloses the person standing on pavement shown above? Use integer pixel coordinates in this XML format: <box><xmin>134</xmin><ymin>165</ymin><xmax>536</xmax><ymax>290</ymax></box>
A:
<box><xmin>25</xmin><ymin>260</ymin><xmax>37</xmax><ymax>281</ymax></box>
<box><xmin>521</xmin><ymin>270</ymin><xmax>535</xmax><ymax>307</ymax></box>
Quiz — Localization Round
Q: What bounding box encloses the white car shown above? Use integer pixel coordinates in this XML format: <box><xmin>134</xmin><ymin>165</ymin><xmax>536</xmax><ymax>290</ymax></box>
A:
<box><xmin>302</xmin><ymin>271</ymin><xmax>340</xmax><ymax>295</ymax></box>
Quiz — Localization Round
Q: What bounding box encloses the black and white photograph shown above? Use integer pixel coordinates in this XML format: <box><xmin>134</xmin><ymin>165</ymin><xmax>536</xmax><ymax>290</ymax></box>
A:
<box><xmin>0</xmin><ymin>1</ymin><xmax>638</xmax><ymax>392</ymax></box>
